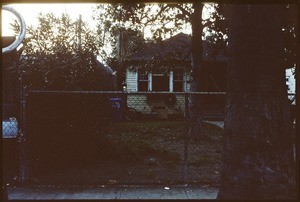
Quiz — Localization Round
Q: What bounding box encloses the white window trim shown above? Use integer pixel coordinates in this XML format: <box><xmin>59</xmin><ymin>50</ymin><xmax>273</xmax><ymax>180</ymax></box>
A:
<box><xmin>183</xmin><ymin>71</ymin><xmax>187</xmax><ymax>92</ymax></box>
<box><xmin>137</xmin><ymin>69</ymin><xmax>155</xmax><ymax>92</ymax></box>
<box><xmin>135</xmin><ymin>69</ymin><xmax>188</xmax><ymax>92</ymax></box>
<box><xmin>137</xmin><ymin>69</ymin><xmax>148</xmax><ymax>92</ymax></box>
<box><xmin>172</xmin><ymin>69</ymin><xmax>186</xmax><ymax>92</ymax></box>
<box><xmin>169</xmin><ymin>70</ymin><xmax>173</xmax><ymax>92</ymax></box>
<box><xmin>148</xmin><ymin>72</ymin><xmax>152</xmax><ymax>91</ymax></box>
<box><xmin>134</xmin><ymin>70</ymin><xmax>138</xmax><ymax>92</ymax></box>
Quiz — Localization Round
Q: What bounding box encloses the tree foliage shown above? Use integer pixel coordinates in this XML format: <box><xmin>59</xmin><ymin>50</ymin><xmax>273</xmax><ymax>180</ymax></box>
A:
<box><xmin>99</xmin><ymin>26</ymin><xmax>146</xmax><ymax>70</ymax></box>
<box><xmin>93</xmin><ymin>3</ymin><xmax>227</xmax><ymax>61</ymax></box>
<box><xmin>11</xmin><ymin>13</ymin><xmax>105</xmax><ymax>90</ymax></box>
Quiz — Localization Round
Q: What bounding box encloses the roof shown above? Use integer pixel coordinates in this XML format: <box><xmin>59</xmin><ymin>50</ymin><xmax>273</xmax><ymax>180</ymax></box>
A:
<box><xmin>128</xmin><ymin>33</ymin><xmax>191</xmax><ymax>63</ymax></box>
<box><xmin>126</xmin><ymin>33</ymin><xmax>227</xmax><ymax>65</ymax></box>
<box><xmin>95</xmin><ymin>57</ymin><xmax>114</xmax><ymax>75</ymax></box>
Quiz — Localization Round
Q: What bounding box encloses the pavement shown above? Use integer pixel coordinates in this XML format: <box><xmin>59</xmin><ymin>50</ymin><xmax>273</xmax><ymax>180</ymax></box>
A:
<box><xmin>7</xmin><ymin>186</ymin><xmax>218</xmax><ymax>200</ymax></box>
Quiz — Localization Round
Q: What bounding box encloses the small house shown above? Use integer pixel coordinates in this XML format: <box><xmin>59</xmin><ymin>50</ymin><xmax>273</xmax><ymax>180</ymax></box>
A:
<box><xmin>124</xmin><ymin>33</ymin><xmax>227</xmax><ymax>119</ymax></box>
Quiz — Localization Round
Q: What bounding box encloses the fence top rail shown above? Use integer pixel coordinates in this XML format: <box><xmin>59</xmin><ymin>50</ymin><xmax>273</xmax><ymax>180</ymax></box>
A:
<box><xmin>28</xmin><ymin>90</ymin><xmax>227</xmax><ymax>95</ymax></box>
<box><xmin>27</xmin><ymin>91</ymin><xmax>296</xmax><ymax>97</ymax></box>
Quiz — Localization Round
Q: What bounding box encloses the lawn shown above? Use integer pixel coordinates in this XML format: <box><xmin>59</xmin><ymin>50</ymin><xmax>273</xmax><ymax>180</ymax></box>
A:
<box><xmin>33</xmin><ymin>120</ymin><xmax>224</xmax><ymax>187</ymax></box>
<box><xmin>96</xmin><ymin>120</ymin><xmax>224</xmax><ymax>186</ymax></box>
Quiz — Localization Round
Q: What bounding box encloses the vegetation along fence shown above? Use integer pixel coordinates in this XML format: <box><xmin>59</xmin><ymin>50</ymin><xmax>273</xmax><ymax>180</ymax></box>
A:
<box><xmin>25</xmin><ymin>90</ymin><xmax>226</xmax><ymax>186</ymax></box>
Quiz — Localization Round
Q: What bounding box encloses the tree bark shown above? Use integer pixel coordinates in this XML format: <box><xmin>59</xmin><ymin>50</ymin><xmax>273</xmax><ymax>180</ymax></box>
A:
<box><xmin>218</xmin><ymin>5</ymin><xmax>296</xmax><ymax>199</ymax></box>
<box><xmin>188</xmin><ymin>3</ymin><xmax>205</xmax><ymax>138</ymax></box>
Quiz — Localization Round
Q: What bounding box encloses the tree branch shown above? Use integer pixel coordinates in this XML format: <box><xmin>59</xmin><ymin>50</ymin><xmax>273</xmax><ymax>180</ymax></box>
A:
<box><xmin>173</xmin><ymin>4</ymin><xmax>192</xmax><ymax>22</ymax></box>
<box><xmin>143</xmin><ymin>4</ymin><xmax>169</xmax><ymax>26</ymax></box>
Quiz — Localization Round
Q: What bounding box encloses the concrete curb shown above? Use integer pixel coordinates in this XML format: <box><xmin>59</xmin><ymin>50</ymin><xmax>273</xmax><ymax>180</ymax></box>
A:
<box><xmin>8</xmin><ymin>186</ymin><xmax>218</xmax><ymax>200</ymax></box>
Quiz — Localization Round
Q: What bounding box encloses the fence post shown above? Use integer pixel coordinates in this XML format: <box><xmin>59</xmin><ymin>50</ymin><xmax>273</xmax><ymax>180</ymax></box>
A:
<box><xmin>184</xmin><ymin>93</ymin><xmax>189</xmax><ymax>184</ymax></box>
<box><xmin>19</xmin><ymin>66</ymin><xmax>28</xmax><ymax>184</ymax></box>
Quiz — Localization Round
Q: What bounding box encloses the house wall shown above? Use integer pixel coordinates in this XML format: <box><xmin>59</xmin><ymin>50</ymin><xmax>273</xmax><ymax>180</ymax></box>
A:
<box><xmin>126</xmin><ymin>69</ymin><xmax>138</xmax><ymax>92</ymax></box>
<box><xmin>126</xmin><ymin>67</ymin><xmax>189</xmax><ymax>116</ymax></box>
<box><xmin>127</xmin><ymin>94</ymin><xmax>186</xmax><ymax>117</ymax></box>
<box><xmin>286</xmin><ymin>67</ymin><xmax>296</xmax><ymax>104</ymax></box>
<box><xmin>185</xmin><ymin>72</ymin><xmax>191</xmax><ymax>92</ymax></box>
<box><xmin>126</xmin><ymin>68</ymin><xmax>190</xmax><ymax>92</ymax></box>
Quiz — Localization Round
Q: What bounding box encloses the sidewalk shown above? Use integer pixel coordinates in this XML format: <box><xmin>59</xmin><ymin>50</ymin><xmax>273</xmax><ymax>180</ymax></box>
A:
<box><xmin>8</xmin><ymin>186</ymin><xmax>218</xmax><ymax>200</ymax></box>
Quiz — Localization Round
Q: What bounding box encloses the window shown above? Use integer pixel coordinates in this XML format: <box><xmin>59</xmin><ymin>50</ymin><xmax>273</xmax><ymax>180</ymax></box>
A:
<box><xmin>173</xmin><ymin>69</ymin><xmax>184</xmax><ymax>92</ymax></box>
<box><xmin>138</xmin><ymin>70</ymin><xmax>148</xmax><ymax>91</ymax></box>
<box><xmin>152</xmin><ymin>72</ymin><xmax>169</xmax><ymax>91</ymax></box>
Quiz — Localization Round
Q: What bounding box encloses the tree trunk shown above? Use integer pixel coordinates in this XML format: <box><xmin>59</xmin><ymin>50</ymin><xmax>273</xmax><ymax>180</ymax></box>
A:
<box><xmin>188</xmin><ymin>3</ymin><xmax>205</xmax><ymax>138</ymax></box>
<box><xmin>218</xmin><ymin>5</ymin><xmax>296</xmax><ymax>199</ymax></box>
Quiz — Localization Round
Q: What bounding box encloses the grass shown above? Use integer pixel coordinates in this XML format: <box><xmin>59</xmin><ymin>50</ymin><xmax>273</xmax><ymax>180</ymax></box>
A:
<box><xmin>33</xmin><ymin>119</ymin><xmax>224</xmax><ymax>187</ymax></box>
<box><xmin>93</xmin><ymin>120</ymin><xmax>224</xmax><ymax>186</ymax></box>
<box><xmin>98</xmin><ymin>120</ymin><xmax>223</xmax><ymax>166</ymax></box>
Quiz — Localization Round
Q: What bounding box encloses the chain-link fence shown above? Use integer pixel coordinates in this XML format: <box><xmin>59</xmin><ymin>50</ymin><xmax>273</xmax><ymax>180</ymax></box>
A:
<box><xmin>2</xmin><ymin>37</ymin><xmax>22</xmax><ymax>186</ymax></box>
<box><xmin>26</xmin><ymin>91</ymin><xmax>225</xmax><ymax>186</ymax></box>
<box><xmin>4</xmin><ymin>87</ymin><xmax>295</xmax><ymax>187</ymax></box>
<box><xmin>2</xmin><ymin>51</ymin><xmax>20</xmax><ymax>138</ymax></box>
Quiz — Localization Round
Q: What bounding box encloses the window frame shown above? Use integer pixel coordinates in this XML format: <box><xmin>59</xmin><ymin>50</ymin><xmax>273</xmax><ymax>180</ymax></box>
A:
<box><xmin>173</xmin><ymin>69</ymin><xmax>185</xmax><ymax>92</ymax></box>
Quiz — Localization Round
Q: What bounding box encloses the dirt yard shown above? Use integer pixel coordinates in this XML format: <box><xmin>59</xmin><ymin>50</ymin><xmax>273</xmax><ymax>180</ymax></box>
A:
<box><xmin>32</xmin><ymin>120</ymin><xmax>223</xmax><ymax>187</ymax></box>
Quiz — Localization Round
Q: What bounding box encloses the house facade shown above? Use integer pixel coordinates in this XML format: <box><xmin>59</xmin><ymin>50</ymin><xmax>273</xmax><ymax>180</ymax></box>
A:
<box><xmin>126</xmin><ymin>67</ymin><xmax>191</xmax><ymax>92</ymax></box>
<box><xmin>124</xmin><ymin>33</ymin><xmax>227</xmax><ymax>119</ymax></box>
<box><xmin>125</xmin><ymin>67</ymin><xmax>191</xmax><ymax>119</ymax></box>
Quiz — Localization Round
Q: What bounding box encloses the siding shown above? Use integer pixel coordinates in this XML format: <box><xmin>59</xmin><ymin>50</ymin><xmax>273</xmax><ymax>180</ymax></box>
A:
<box><xmin>125</xmin><ymin>67</ymin><xmax>189</xmax><ymax>116</ymax></box>
<box><xmin>126</xmin><ymin>69</ymin><xmax>137</xmax><ymax>92</ymax></box>
<box><xmin>185</xmin><ymin>71</ymin><xmax>191</xmax><ymax>92</ymax></box>
<box><xmin>126</xmin><ymin>67</ymin><xmax>190</xmax><ymax>92</ymax></box>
